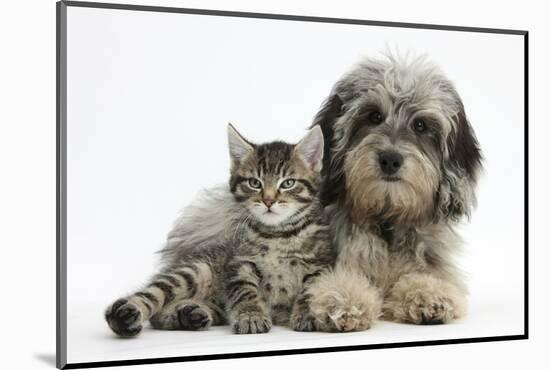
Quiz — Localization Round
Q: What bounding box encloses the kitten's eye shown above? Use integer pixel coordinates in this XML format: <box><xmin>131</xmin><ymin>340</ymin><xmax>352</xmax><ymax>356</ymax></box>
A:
<box><xmin>367</xmin><ymin>111</ymin><xmax>384</xmax><ymax>125</ymax></box>
<box><xmin>280</xmin><ymin>179</ymin><xmax>296</xmax><ymax>189</ymax></box>
<box><xmin>248</xmin><ymin>178</ymin><xmax>262</xmax><ymax>189</ymax></box>
<box><xmin>413</xmin><ymin>120</ymin><xmax>427</xmax><ymax>133</ymax></box>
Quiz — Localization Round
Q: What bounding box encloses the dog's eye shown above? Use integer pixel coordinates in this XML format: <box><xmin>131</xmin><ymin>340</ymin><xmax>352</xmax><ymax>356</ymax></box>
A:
<box><xmin>248</xmin><ymin>178</ymin><xmax>262</xmax><ymax>189</ymax></box>
<box><xmin>367</xmin><ymin>111</ymin><xmax>384</xmax><ymax>125</ymax></box>
<box><xmin>413</xmin><ymin>120</ymin><xmax>427</xmax><ymax>133</ymax></box>
<box><xmin>280</xmin><ymin>179</ymin><xmax>296</xmax><ymax>189</ymax></box>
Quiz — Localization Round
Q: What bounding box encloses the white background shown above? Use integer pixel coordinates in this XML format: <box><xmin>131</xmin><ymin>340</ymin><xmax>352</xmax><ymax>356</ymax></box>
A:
<box><xmin>63</xmin><ymin>3</ymin><xmax>526</xmax><ymax>365</ymax></box>
<box><xmin>0</xmin><ymin>0</ymin><xmax>545</xmax><ymax>369</ymax></box>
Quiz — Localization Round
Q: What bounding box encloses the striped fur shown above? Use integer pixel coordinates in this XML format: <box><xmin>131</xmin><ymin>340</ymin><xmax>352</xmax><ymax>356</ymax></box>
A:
<box><xmin>105</xmin><ymin>125</ymin><xmax>336</xmax><ymax>336</ymax></box>
<box><xmin>223</xmin><ymin>125</ymin><xmax>335</xmax><ymax>333</ymax></box>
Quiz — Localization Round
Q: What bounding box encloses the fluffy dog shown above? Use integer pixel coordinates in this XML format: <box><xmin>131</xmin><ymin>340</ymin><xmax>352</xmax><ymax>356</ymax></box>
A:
<box><xmin>306</xmin><ymin>53</ymin><xmax>482</xmax><ymax>331</ymax></box>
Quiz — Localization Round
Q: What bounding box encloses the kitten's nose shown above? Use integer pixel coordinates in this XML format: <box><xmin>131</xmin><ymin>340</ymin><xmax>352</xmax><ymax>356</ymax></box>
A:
<box><xmin>263</xmin><ymin>198</ymin><xmax>274</xmax><ymax>208</ymax></box>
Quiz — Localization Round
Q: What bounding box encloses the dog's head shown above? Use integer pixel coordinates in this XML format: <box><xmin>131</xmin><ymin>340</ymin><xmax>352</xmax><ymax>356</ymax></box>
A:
<box><xmin>313</xmin><ymin>54</ymin><xmax>482</xmax><ymax>226</ymax></box>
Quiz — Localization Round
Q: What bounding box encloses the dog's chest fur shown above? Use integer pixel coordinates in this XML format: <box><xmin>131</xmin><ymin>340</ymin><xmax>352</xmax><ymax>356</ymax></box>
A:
<box><xmin>333</xmin><ymin>215</ymin><xmax>460</xmax><ymax>292</ymax></box>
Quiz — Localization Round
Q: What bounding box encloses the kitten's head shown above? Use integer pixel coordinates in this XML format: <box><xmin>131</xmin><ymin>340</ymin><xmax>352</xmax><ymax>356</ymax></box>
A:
<box><xmin>227</xmin><ymin>124</ymin><xmax>324</xmax><ymax>227</ymax></box>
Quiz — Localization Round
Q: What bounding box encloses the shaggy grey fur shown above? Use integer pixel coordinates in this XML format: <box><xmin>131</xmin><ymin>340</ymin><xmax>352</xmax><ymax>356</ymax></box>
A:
<box><xmin>305</xmin><ymin>53</ymin><xmax>482</xmax><ymax>329</ymax></box>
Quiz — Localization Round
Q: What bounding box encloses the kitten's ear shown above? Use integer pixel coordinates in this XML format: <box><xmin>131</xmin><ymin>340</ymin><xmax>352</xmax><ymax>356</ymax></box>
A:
<box><xmin>295</xmin><ymin>125</ymin><xmax>324</xmax><ymax>172</ymax></box>
<box><xmin>227</xmin><ymin>123</ymin><xmax>253</xmax><ymax>169</ymax></box>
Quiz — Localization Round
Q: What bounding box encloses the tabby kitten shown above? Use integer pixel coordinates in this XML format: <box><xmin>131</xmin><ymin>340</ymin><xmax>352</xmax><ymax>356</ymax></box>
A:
<box><xmin>105</xmin><ymin>124</ymin><xmax>335</xmax><ymax>336</ymax></box>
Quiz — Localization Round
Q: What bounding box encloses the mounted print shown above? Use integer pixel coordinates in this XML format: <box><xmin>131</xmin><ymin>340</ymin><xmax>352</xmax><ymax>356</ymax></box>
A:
<box><xmin>56</xmin><ymin>1</ymin><xmax>528</xmax><ymax>369</ymax></box>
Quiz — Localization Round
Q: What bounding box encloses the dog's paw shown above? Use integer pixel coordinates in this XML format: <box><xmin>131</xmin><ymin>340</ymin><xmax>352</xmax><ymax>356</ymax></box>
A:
<box><xmin>386</xmin><ymin>289</ymin><xmax>457</xmax><ymax>324</ymax></box>
<box><xmin>411</xmin><ymin>293</ymin><xmax>454</xmax><ymax>325</ymax></box>
<box><xmin>326</xmin><ymin>306</ymin><xmax>374</xmax><ymax>332</ymax></box>
<box><xmin>306</xmin><ymin>270</ymin><xmax>382</xmax><ymax>332</ymax></box>
<box><xmin>383</xmin><ymin>273</ymin><xmax>466</xmax><ymax>324</ymax></box>
<box><xmin>232</xmin><ymin>312</ymin><xmax>272</xmax><ymax>334</ymax></box>
<box><xmin>177</xmin><ymin>303</ymin><xmax>212</xmax><ymax>330</ymax></box>
<box><xmin>105</xmin><ymin>298</ymin><xmax>143</xmax><ymax>337</ymax></box>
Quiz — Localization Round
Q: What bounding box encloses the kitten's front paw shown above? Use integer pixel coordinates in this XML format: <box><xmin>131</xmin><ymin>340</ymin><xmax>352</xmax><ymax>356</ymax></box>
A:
<box><xmin>289</xmin><ymin>311</ymin><xmax>322</xmax><ymax>332</ymax></box>
<box><xmin>177</xmin><ymin>303</ymin><xmax>212</xmax><ymax>330</ymax></box>
<box><xmin>105</xmin><ymin>298</ymin><xmax>143</xmax><ymax>337</ymax></box>
<box><xmin>232</xmin><ymin>312</ymin><xmax>272</xmax><ymax>334</ymax></box>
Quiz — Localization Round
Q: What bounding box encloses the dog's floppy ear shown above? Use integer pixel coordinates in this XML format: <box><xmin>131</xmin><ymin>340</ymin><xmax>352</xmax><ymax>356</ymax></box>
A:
<box><xmin>447</xmin><ymin>102</ymin><xmax>482</xmax><ymax>183</ymax></box>
<box><xmin>437</xmin><ymin>101</ymin><xmax>483</xmax><ymax>221</ymax></box>
<box><xmin>310</xmin><ymin>94</ymin><xmax>344</xmax><ymax>205</ymax></box>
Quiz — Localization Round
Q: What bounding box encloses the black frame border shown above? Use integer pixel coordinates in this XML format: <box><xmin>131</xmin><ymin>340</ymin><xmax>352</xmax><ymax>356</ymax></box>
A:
<box><xmin>57</xmin><ymin>1</ymin><xmax>67</xmax><ymax>369</ymax></box>
<box><xmin>56</xmin><ymin>1</ymin><xmax>529</xmax><ymax>369</ymax></box>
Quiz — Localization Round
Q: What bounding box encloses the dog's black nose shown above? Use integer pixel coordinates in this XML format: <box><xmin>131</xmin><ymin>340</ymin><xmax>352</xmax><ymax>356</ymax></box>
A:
<box><xmin>378</xmin><ymin>151</ymin><xmax>403</xmax><ymax>175</ymax></box>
